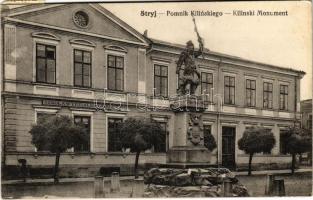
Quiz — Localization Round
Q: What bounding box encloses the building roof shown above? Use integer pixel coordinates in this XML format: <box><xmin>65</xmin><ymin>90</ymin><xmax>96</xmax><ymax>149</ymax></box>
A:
<box><xmin>301</xmin><ymin>99</ymin><xmax>312</xmax><ymax>104</ymax></box>
<box><xmin>148</xmin><ymin>37</ymin><xmax>306</xmax><ymax>77</ymax></box>
<box><xmin>2</xmin><ymin>3</ymin><xmax>149</xmax><ymax>46</ymax></box>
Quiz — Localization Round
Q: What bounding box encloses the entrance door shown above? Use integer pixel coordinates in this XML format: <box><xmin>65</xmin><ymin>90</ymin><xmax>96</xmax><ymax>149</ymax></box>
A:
<box><xmin>222</xmin><ymin>126</ymin><xmax>236</xmax><ymax>169</ymax></box>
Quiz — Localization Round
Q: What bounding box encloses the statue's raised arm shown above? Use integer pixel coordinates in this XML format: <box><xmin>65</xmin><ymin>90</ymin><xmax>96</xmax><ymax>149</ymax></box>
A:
<box><xmin>194</xmin><ymin>37</ymin><xmax>204</xmax><ymax>58</ymax></box>
<box><xmin>192</xmin><ymin>15</ymin><xmax>205</xmax><ymax>58</ymax></box>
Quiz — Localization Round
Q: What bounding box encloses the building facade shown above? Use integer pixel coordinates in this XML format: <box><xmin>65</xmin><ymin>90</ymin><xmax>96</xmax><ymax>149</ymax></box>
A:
<box><xmin>1</xmin><ymin>4</ymin><xmax>305</xmax><ymax>177</ymax></box>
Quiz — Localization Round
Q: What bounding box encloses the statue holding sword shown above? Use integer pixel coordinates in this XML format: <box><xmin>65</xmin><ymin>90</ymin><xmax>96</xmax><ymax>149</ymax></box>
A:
<box><xmin>176</xmin><ymin>16</ymin><xmax>206</xmax><ymax>95</ymax></box>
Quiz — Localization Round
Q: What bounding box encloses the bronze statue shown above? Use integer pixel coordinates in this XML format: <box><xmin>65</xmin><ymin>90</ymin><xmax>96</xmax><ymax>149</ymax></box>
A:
<box><xmin>176</xmin><ymin>16</ymin><xmax>204</xmax><ymax>95</ymax></box>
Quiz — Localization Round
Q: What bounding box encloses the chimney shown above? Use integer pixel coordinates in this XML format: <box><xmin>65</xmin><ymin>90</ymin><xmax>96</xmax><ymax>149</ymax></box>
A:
<box><xmin>143</xmin><ymin>30</ymin><xmax>148</xmax><ymax>37</ymax></box>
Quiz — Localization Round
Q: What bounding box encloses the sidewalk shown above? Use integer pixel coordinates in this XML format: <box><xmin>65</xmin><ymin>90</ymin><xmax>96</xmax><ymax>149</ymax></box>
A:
<box><xmin>234</xmin><ymin>168</ymin><xmax>312</xmax><ymax>176</ymax></box>
<box><xmin>2</xmin><ymin>168</ymin><xmax>311</xmax><ymax>185</ymax></box>
<box><xmin>2</xmin><ymin>176</ymin><xmax>141</xmax><ymax>185</ymax></box>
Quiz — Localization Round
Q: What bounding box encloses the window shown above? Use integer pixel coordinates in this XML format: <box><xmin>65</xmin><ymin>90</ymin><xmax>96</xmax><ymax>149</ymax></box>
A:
<box><xmin>108</xmin><ymin>55</ymin><xmax>124</xmax><ymax>91</ymax></box>
<box><xmin>246</xmin><ymin>79</ymin><xmax>256</xmax><ymax>107</ymax></box>
<box><xmin>74</xmin><ymin>49</ymin><xmax>91</xmax><ymax>87</ymax></box>
<box><xmin>224</xmin><ymin>76</ymin><xmax>235</xmax><ymax>105</ymax></box>
<box><xmin>36</xmin><ymin>44</ymin><xmax>56</xmax><ymax>84</ymax></box>
<box><xmin>154</xmin><ymin>65</ymin><xmax>168</xmax><ymax>97</ymax></box>
<box><xmin>37</xmin><ymin>113</ymin><xmax>55</xmax><ymax>124</ymax></box>
<box><xmin>74</xmin><ymin>116</ymin><xmax>90</xmax><ymax>152</ymax></box>
<box><xmin>108</xmin><ymin>118</ymin><xmax>123</xmax><ymax>152</ymax></box>
<box><xmin>36</xmin><ymin>113</ymin><xmax>56</xmax><ymax>151</ymax></box>
<box><xmin>203</xmin><ymin>124</ymin><xmax>212</xmax><ymax>147</ymax></box>
<box><xmin>280</xmin><ymin>130</ymin><xmax>288</xmax><ymax>155</ymax></box>
<box><xmin>308</xmin><ymin>115</ymin><xmax>312</xmax><ymax>130</ymax></box>
<box><xmin>279</xmin><ymin>85</ymin><xmax>288</xmax><ymax>110</ymax></box>
<box><xmin>73</xmin><ymin>11</ymin><xmax>89</xmax><ymax>28</ymax></box>
<box><xmin>263</xmin><ymin>128</ymin><xmax>273</xmax><ymax>154</ymax></box>
<box><xmin>154</xmin><ymin>122</ymin><xmax>167</xmax><ymax>153</ymax></box>
<box><xmin>263</xmin><ymin>82</ymin><xmax>273</xmax><ymax>109</ymax></box>
<box><xmin>201</xmin><ymin>72</ymin><xmax>213</xmax><ymax>101</ymax></box>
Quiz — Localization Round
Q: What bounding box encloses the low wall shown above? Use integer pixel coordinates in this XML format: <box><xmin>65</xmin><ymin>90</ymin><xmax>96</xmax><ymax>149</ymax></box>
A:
<box><xmin>236</xmin><ymin>154</ymin><xmax>293</xmax><ymax>171</ymax></box>
<box><xmin>5</xmin><ymin>152</ymin><xmax>167</xmax><ymax>166</ymax></box>
<box><xmin>3</xmin><ymin>152</ymin><xmax>166</xmax><ymax>179</ymax></box>
<box><xmin>3</xmin><ymin>152</ymin><xmax>295</xmax><ymax>179</ymax></box>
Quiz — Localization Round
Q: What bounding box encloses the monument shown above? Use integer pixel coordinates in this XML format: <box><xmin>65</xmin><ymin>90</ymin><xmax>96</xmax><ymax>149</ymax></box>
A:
<box><xmin>165</xmin><ymin>16</ymin><xmax>213</xmax><ymax>168</ymax></box>
<box><xmin>144</xmin><ymin>17</ymin><xmax>249</xmax><ymax>198</ymax></box>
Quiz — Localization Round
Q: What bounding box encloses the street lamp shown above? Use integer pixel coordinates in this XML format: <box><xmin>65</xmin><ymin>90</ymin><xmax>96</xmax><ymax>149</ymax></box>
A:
<box><xmin>213</xmin><ymin>93</ymin><xmax>223</xmax><ymax>168</ymax></box>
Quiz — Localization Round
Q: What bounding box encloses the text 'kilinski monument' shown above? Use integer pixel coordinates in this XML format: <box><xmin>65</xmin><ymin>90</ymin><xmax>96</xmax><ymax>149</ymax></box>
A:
<box><xmin>141</xmin><ymin>9</ymin><xmax>288</xmax><ymax>18</ymax></box>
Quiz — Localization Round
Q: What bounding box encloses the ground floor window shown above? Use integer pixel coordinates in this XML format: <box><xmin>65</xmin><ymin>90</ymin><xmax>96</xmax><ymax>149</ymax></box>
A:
<box><xmin>263</xmin><ymin>128</ymin><xmax>273</xmax><ymax>154</ymax></box>
<box><xmin>307</xmin><ymin>115</ymin><xmax>312</xmax><ymax>130</ymax></box>
<box><xmin>36</xmin><ymin>112</ymin><xmax>55</xmax><ymax>124</ymax></box>
<box><xmin>108</xmin><ymin>117</ymin><xmax>123</xmax><ymax>152</ymax></box>
<box><xmin>154</xmin><ymin>121</ymin><xmax>167</xmax><ymax>153</ymax></box>
<box><xmin>74</xmin><ymin>116</ymin><xmax>90</xmax><ymax>152</ymax></box>
<box><xmin>203</xmin><ymin>124</ymin><xmax>212</xmax><ymax>147</ymax></box>
<box><xmin>280</xmin><ymin>129</ymin><xmax>288</xmax><ymax>155</ymax></box>
<box><xmin>35</xmin><ymin>112</ymin><xmax>56</xmax><ymax>152</ymax></box>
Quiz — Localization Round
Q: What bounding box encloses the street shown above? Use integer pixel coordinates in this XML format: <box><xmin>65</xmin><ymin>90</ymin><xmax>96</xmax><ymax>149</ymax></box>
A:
<box><xmin>2</xmin><ymin>172</ymin><xmax>312</xmax><ymax>198</ymax></box>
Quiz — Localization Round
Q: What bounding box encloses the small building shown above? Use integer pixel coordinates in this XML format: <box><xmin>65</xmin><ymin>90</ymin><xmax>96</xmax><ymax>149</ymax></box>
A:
<box><xmin>301</xmin><ymin>99</ymin><xmax>312</xmax><ymax>130</ymax></box>
<box><xmin>300</xmin><ymin>99</ymin><xmax>312</xmax><ymax>165</ymax></box>
<box><xmin>1</xmin><ymin>3</ymin><xmax>306</xmax><ymax>177</ymax></box>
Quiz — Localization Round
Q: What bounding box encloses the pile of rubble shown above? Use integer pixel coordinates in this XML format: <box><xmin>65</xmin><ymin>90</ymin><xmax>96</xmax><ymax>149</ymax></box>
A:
<box><xmin>143</xmin><ymin>168</ymin><xmax>249</xmax><ymax>197</ymax></box>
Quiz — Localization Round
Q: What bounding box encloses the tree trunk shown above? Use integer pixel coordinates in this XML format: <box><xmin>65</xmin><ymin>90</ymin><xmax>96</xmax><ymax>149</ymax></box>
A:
<box><xmin>134</xmin><ymin>151</ymin><xmax>140</xmax><ymax>179</ymax></box>
<box><xmin>53</xmin><ymin>151</ymin><xmax>60</xmax><ymax>183</ymax></box>
<box><xmin>291</xmin><ymin>153</ymin><xmax>296</xmax><ymax>175</ymax></box>
<box><xmin>248</xmin><ymin>153</ymin><xmax>253</xmax><ymax>176</ymax></box>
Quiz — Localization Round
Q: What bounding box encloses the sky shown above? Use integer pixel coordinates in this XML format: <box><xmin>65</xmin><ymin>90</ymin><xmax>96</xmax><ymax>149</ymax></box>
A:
<box><xmin>103</xmin><ymin>1</ymin><xmax>312</xmax><ymax>101</ymax></box>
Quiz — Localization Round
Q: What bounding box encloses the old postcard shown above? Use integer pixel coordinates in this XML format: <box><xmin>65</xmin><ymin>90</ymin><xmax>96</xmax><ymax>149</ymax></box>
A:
<box><xmin>0</xmin><ymin>0</ymin><xmax>312</xmax><ymax>198</ymax></box>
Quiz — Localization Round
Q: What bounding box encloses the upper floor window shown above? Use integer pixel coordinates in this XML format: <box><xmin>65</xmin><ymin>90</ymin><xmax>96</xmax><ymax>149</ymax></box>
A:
<box><xmin>246</xmin><ymin>79</ymin><xmax>256</xmax><ymax>107</ymax></box>
<box><xmin>263</xmin><ymin>82</ymin><xmax>273</xmax><ymax>109</ymax></box>
<box><xmin>74</xmin><ymin>49</ymin><xmax>91</xmax><ymax>87</ymax></box>
<box><xmin>36</xmin><ymin>44</ymin><xmax>56</xmax><ymax>84</ymax></box>
<box><xmin>279</xmin><ymin>85</ymin><xmax>288</xmax><ymax>110</ymax></box>
<box><xmin>224</xmin><ymin>76</ymin><xmax>235</xmax><ymax>105</ymax></box>
<box><xmin>154</xmin><ymin>64</ymin><xmax>168</xmax><ymax>97</ymax></box>
<box><xmin>201</xmin><ymin>72</ymin><xmax>213</xmax><ymax>101</ymax></box>
<box><xmin>73</xmin><ymin>11</ymin><xmax>89</xmax><ymax>28</ymax></box>
<box><xmin>108</xmin><ymin>55</ymin><xmax>124</xmax><ymax>91</ymax></box>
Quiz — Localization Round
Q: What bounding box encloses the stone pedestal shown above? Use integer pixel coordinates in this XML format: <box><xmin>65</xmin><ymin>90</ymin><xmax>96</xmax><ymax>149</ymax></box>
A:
<box><xmin>166</xmin><ymin>96</ymin><xmax>211</xmax><ymax>168</ymax></box>
<box><xmin>167</xmin><ymin>146</ymin><xmax>211</xmax><ymax>163</ymax></box>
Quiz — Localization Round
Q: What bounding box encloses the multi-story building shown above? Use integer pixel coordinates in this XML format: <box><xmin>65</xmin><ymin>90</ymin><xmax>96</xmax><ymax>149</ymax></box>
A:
<box><xmin>1</xmin><ymin>3</ymin><xmax>305</xmax><ymax>177</ymax></box>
